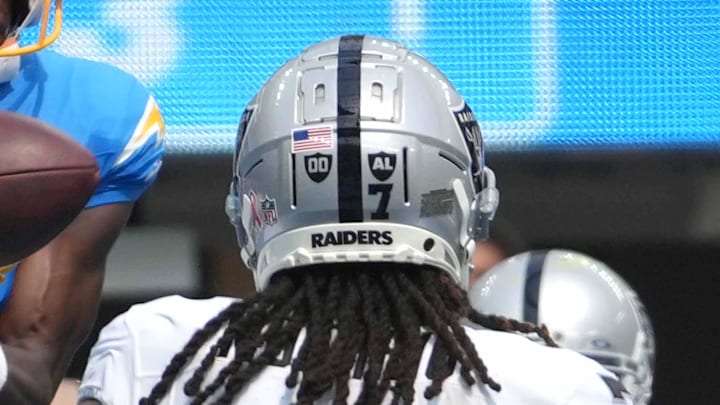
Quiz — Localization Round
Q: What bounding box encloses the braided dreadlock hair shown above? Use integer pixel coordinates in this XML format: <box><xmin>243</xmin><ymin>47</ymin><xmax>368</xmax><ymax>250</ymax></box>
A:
<box><xmin>139</xmin><ymin>263</ymin><xmax>556</xmax><ymax>405</ymax></box>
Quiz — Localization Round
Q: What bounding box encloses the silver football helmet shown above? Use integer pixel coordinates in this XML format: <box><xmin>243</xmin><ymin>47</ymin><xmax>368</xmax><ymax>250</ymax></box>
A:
<box><xmin>469</xmin><ymin>249</ymin><xmax>655</xmax><ymax>404</ymax></box>
<box><xmin>225</xmin><ymin>35</ymin><xmax>499</xmax><ymax>290</ymax></box>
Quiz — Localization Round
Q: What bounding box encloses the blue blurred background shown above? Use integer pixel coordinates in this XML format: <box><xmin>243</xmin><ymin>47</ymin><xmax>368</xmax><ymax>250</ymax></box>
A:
<box><xmin>28</xmin><ymin>0</ymin><xmax>720</xmax><ymax>153</ymax></box>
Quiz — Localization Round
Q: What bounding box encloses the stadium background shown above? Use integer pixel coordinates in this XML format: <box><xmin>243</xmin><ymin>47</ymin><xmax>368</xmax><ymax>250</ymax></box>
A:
<box><xmin>28</xmin><ymin>1</ymin><xmax>720</xmax><ymax>404</ymax></box>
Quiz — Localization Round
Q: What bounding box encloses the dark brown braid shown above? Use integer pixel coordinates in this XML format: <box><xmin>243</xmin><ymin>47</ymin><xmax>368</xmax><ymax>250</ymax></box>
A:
<box><xmin>355</xmin><ymin>273</ymin><xmax>393</xmax><ymax>404</ymax></box>
<box><xmin>140</xmin><ymin>263</ymin><xmax>557</xmax><ymax>405</ymax></box>
<box><xmin>138</xmin><ymin>300</ymin><xmax>247</xmax><ymax>405</ymax></box>
<box><xmin>467</xmin><ymin>311</ymin><xmax>558</xmax><ymax>348</ymax></box>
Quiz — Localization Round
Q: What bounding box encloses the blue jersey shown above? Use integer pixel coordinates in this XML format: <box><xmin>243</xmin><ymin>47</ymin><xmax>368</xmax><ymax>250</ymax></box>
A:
<box><xmin>0</xmin><ymin>50</ymin><xmax>165</xmax><ymax>307</ymax></box>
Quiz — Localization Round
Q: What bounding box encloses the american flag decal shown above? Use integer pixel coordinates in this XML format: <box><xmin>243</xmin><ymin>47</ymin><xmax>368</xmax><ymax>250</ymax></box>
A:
<box><xmin>291</xmin><ymin>126</ymin><xmax>334</xmax><ymax>153</ymax></box>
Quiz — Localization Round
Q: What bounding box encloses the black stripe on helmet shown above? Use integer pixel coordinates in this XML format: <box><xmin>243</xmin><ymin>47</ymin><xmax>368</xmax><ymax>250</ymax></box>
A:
<box><xmin>336</xmin><ymin>34</ymin><xmax>364</xmax><ymax>222</ymax></box>
<box><xmin>523</xmin><ymin>250</ymin><xmax>549</xmax><ymax>324</ymax></box>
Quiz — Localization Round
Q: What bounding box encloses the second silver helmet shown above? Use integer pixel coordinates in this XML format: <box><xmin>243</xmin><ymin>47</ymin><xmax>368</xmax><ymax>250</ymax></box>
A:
<box><xmin>469</xmin><ymin>249</ymin><xmax>655</xmax><ymax>404</ymax></box>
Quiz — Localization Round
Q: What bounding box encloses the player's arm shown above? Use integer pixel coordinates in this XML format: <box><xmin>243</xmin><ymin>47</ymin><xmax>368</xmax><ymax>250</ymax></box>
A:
<box><xmin>0</xmin><ymin>203</ymin><xmax>132</xmax><ymax>403</ymax></box>
<box><xmin>0</xmin><ymin>93</ymin><xmax>164</xmax><ymax>403</ymax></box>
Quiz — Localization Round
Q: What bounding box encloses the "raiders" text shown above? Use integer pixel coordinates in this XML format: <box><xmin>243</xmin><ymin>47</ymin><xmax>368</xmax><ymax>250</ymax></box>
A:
<box><xmin>311</xmin><ymin>230</ymin><xmax>393</xmax><ymax>248</ymax></box>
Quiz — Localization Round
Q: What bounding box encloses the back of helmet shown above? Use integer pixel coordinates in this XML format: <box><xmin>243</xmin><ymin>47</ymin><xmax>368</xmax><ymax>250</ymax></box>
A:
<box><xmin>226</xmin><ymin>35</ymin><xmax>498</xmax><ymax>290</ymax></box>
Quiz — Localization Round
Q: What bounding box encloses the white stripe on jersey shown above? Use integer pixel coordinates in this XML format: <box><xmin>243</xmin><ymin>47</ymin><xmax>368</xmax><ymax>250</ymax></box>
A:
<box><xmin>114</xmin><ymin>96</ymin><xmax>166</xmax><ymax>167</ymax></box>
<box><xmin>79</xmin><ymin>295</ymin><xmax>633</xmax><ymax>405</ymax></box>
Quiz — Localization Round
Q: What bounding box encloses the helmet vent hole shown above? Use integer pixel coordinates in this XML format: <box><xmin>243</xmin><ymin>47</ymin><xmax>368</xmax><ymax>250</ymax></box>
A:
<box><xmin>423</xmin><ymin>238</ymin><xmax>435</xmax><ymax>252</ymax></box>
<box><xmin>314</xmin><ymin>84</ymin><xmax>326</xmax><ymax>104</ymax></box>
<box><xmin>371</xmin><ymin>82</ymin><xmax>383</xmax><ymax>101</ymax></box>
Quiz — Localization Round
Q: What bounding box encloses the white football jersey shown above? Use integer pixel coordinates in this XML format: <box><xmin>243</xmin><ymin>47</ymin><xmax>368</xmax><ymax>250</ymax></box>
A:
<box><xmin>79</xmin><ymin>295</ymin><xmax>633</xmax><ymax>405</ymax></box>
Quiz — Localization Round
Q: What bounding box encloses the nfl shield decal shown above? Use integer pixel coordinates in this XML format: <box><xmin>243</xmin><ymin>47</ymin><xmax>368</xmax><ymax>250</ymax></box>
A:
<box><xmin>368</xmin><ymin>152</ymin><xmax>396</xmax><ymax>181</ymax></box>
<box><xmin>260</xmin><ymin>195</ymin><xmax>278</xmax><ymax>225</ymax></box>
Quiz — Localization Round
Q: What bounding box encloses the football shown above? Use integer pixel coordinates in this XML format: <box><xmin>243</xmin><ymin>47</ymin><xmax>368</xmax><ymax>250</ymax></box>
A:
<box><xmin>0</xmin><ymin>111</ymin><xmax>100</xmax><ymax>267</ymax></box>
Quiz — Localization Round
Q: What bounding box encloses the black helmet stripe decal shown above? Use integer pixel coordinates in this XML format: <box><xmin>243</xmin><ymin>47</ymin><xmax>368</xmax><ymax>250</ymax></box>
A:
<box><xmin>523</xmin><ymin>250</ymin><xmax>549</xmax><ymax>324</ymax></box>
<box><xmin>336</xmin><ymin>35</ymin><xmax>365</xmax><ymax>223</ymax></box>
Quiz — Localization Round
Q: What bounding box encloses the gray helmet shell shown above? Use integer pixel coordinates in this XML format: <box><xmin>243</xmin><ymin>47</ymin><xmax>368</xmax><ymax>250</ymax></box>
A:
<box><xmin>470</xmin><ymin>249</ymin><xmax>655</xmax><ymax>404</ymax></box>
<box><xmin>226</xmin><ymin>35</ymin><xmax>498</xmax><ymax>290</ymax></box>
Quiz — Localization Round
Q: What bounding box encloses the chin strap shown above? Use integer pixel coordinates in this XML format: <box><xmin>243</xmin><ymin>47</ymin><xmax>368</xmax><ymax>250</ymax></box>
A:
<box><xmin>453</xmin><ymin>168</ymin><xmax>499</xmax><ymax>289</ymax></box>
<box><xmin>469</xmin><ymin>166</ymin><xmax>499</xmax><ymax>240</ymax></box>
<box><xmin>22</xmin><ymin>0</ymin><xmax>45</xmax><ymax>29</ymax></box>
